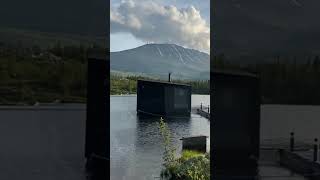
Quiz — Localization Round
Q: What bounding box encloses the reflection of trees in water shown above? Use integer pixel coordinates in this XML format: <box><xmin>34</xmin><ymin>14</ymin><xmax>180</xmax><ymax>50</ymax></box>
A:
<box><xmin>135</xmin><ymin>115</ymin><xmax>192</xmax><ymax>153</ymax></box>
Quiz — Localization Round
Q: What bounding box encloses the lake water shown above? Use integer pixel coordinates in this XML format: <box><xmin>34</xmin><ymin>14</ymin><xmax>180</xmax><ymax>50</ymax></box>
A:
<box><xmin>0</xmin><ymin>104</ymin><xmax>87</xmax><ymax>180</ymax></box>
<box><xmin>0</xmin><ymin>102</ymin><xmax>319</xmax><ymax>179</ymax></box>
<box><xmin>261</xmin><ymin>105</ymin><xmax>320</xmax><ymax>142</ymax></box>
<box><xmin>110</xmin><ymin>95</ymin><xmax>210</xmax><ymax>180</ymax></box>
<box><xmin>110</xmin><ymin>98</ymin><xmax>316</xmax><ymax>180</ymax></box>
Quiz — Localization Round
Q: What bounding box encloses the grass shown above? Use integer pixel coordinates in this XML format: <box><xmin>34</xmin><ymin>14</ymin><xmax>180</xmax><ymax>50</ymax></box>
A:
<box><xmin>179</xmin><ymin>150</ymin><xmax>204</xmax><ymax>162</ymax></box>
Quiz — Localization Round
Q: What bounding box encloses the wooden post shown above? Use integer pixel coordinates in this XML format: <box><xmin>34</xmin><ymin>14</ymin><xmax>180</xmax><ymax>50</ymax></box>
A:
<box><xmin>290</xmin><ymin>132</ymin><xmax>294</xmax><ymax>152</ymax></box>
<box><xmin>200</xmin><ymin>103</ymin><xmax>202</xmax><ymax>110</ymax></box>
<box><xmin>314</xmin><ymin>138</ymin><xmax>318</xmax><ymax>162</ymax></box>
<box><xmin>208</xmin><ymin>105</ymin><xmax>210</xmax><ymax>113</ymax></box>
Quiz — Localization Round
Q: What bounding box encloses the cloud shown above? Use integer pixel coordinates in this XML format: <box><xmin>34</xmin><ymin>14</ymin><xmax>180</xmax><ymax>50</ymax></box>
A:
<box><xmin>110</xmin><ymin>0</ymin><xmax>210</xmax><ymax>53</ymax></box>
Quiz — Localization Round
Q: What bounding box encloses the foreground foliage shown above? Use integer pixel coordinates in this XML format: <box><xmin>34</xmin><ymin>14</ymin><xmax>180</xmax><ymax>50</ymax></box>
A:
<box><xmin>159</xmin><ymin>118</ymin><xmax>210</xmax><ymax>180</ymax></box>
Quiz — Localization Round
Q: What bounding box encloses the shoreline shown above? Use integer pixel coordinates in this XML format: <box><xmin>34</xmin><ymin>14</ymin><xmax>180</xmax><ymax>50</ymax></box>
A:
<box><xmin>0</xmin><ymin>103</ymin><xmax>86</xmax><ymax>110</ymax></box>
<box><xmin>110</xmin><ymin>94</ymin><xmax>210</xmax><ymax>96</ymax></box>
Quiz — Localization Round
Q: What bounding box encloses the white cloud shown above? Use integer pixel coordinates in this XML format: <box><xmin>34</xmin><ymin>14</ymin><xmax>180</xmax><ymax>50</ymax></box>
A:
<box><xmin>110</xmin><ymin>0</ymin><xmax>210</xmax><ymax>53</ymax></box>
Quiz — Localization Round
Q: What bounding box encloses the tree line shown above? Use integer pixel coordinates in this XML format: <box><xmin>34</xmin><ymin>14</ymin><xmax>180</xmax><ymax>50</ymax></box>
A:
<box><xmin>0</xmin><ymin>41</ymin><xmax>103</xmax><ymax>104</ymax></box>
<box><xmin>111</xmin><ymin>74</ymin><xmax>210</xmax><ymax>95</ymax></box>
<box><xmin>213</xmin><ymin>54</ymin><xmax>320</xmax><ymax>105</ymax></box>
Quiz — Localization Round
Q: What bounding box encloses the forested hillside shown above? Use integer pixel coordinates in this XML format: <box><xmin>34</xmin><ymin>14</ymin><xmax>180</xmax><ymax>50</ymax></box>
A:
<box><xmin>111</xmin><ymin>75</ymin><xmax>209</xmax><ymax>95</ymax></box>
<box><xmin>0</xmin><ymin>42</ymin><xmax>97</xmax><ymax>104</ymax></box>
<box><xmin>213</xmin><ymin>54</ymin><xmax>320</xmax><ymax>105</ymax></box>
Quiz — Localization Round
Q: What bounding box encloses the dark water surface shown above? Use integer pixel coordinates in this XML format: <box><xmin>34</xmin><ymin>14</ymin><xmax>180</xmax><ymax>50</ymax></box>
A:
<box><xmin>0</xmin><ymin>104</ymin><xmax>87</xmax><ymax>180</ymax></box>
<box><xmin>261</xmin><ymin>105</ymin><xmax>320</xmax><ymax>141</ymax></box>
<box><xmin>110</xmin><ymin>95</ymin><xmax>210</xmax><ymax>180</ymax></box>
<box><xmin>0</xmin><ymin>103</ymin><xmax>317</xmax><ymax>179</ymax></box>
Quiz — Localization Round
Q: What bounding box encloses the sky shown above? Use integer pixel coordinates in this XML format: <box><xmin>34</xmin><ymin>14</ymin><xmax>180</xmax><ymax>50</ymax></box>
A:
<box><xmin>110</xmin><ymin>0</ymin><xmax>210</xmax><ymax>53</ymax></box>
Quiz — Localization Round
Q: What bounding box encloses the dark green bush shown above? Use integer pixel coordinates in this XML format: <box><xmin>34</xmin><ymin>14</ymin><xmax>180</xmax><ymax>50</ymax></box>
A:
<box><xmin>159</xmin><ymin>118</ymin><xmax>210</xmax><ymax>180</ymax></box>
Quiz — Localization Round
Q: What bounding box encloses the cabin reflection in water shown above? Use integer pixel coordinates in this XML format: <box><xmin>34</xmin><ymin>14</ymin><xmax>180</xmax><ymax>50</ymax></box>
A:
<box><xmin>212</xmin><ymin>70</ymin><xmax>260</xmax><ymax>179</ymax></box>
<box><xmin>137</xmin><ymin>80</ymin><xmax>191</xmax><ymax>117</ymax></box>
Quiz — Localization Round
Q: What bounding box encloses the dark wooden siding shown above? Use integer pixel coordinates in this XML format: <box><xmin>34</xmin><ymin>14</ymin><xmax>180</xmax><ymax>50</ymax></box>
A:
<box><xmin>212</xmin><ymin>71</ymin><xmax>260</xmax><ymax>168</ymax></box>
<box><xmin>137</xmin><ymin>80</ymin><xmax>191</xmax><ymax>117</ymax></box>
<box><xmin>164</xmin><ymin>86</ymin><xmax>191</xmax><ymax>116</ymax></box>
<box><xmin>85</xmin><ymin>57</ymin><xmax>109</xmax><ymax>159</ymax></box>
<box><xmin>137</xmin><ymin>80</ymin><xmax>165</xmax><ymax>115</ymax></box>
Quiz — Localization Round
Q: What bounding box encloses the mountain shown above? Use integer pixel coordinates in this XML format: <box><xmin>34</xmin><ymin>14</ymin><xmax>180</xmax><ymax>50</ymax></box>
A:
<box><xmin>213</xmin><ymin>0</ymin><xmax>320</xmax><ymax>63</ymax></box>
<box><xmin>110</xmin><ymin>44</ymin><xmax>210</xmax><ymax>80</ymax></box>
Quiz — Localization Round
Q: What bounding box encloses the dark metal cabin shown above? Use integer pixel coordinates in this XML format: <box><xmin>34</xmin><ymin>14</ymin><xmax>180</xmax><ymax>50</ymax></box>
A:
<box><xmin>211</xmin><ymin>70</ymin><xmax>260</xmax><ymax>170</ymax></box>
<box><xmin>85</xmin><ymin>50</ymin><xmax>109</xmax><ymax>166</ymax></box>
<box><xmin>137</xmin><ymin>80</ymin><xmax>191</xmax><ymax>117</ymax></box>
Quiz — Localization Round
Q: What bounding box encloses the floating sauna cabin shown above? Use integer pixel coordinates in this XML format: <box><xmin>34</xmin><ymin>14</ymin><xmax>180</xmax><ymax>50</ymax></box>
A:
<box><xmin>211</xmin><ymin>69</ymin><xmax>260</xmax><ymax>171</ymax></box>
<box><xmin>85</xmin><ymin>49</ymin><xmax>109</xmax><ymax>167</ymax></box>
<box><xmin>137</xmin><ymin>80</ymin><xmax>192</xmax><ymax>117</ymax></box>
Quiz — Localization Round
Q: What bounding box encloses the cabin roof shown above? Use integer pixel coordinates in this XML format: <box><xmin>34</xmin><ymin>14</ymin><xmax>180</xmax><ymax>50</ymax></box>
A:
<box><xmin>212</xmin><ymin>69</ymin><xmax>259</xmax><ymax>78</ymax></box>
<box><xmin>180</xmin><ymin>135</ymin><xmax>208</xmax><ymax>140</ymax></box>
<box><xmin>138</xmin><ymin>79</ymin><xmax>191</xmax><ymax>87</ymax></box>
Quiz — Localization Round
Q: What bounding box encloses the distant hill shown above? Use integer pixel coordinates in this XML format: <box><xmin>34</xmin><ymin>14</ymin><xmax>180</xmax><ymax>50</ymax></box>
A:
<box><xmin>214</xmin><ymin>0</ymin><xmax>320</xmax><ymax>63</ymax></box>
<box><xmin>111</xmin><ymin>44</ymin><xmax>210</xmax><ymax>80</ymax></box>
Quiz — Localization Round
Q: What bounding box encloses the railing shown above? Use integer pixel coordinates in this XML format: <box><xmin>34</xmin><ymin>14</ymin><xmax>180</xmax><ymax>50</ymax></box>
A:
<box><xmin>193</xmin><ymin>102</ymin><xmax>210</xmax><ymax>119</ymax></box>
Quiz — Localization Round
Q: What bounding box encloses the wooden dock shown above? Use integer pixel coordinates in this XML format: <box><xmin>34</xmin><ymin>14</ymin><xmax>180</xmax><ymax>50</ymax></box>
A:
<box><xmin>191</xmin><ymin>104</ymin><xmax>210</xmax><ymax>120</ymax></box>
<box><xmin>197</xmin><ymin>109</ymin><xmax>210</xmax><ymax>119</ymax></box>
<box><xmin>261</xmin><ymin>135</ymin><xmax>320</xmax><ymax>179</ymax></box>
<box><xmin>279</xmin><ymin>149</ymin><xmax>320</xmax><ymax>179</ymax></box>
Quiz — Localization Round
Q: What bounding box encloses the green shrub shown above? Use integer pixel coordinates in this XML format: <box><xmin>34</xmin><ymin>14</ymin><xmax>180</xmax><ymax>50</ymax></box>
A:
<box><xmin>159</xmin><ymin>117</ymin><xmax>176</xmax><ymax>168</ymax></box>
<box><xmin>175</xmin><ymin>155</ymin><xmax>210</xmax><ymax>180</ymax></box>
<box><xmin>179</xmin><ymin>150</ymin><xmax>203</xmax><ymax>162</ymax></box>
<box><xmin>159</xmin><ymin>118</ymin><xmax>210</xmax><ymax>180</ymax></box>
